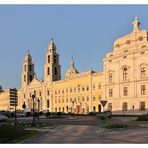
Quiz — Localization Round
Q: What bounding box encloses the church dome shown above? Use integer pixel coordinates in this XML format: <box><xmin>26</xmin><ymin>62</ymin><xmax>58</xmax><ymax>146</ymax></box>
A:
<box><xmin>65</xmin><ymin>57</ymin><xmax>79</xmax><ymax>79</ymax></box>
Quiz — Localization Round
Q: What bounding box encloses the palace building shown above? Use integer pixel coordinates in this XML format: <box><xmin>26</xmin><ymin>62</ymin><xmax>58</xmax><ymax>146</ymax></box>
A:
<box><xmin>0</xmin><ymin>17</ymin><xmax>148</xmax><ymax>114</ymax></box>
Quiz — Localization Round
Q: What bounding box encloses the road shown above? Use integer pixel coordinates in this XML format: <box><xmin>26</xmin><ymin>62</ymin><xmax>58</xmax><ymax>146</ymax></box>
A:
<box><xmin>21</xmin><ymin>116</ymin><xmax>148</xmax><ymax>144</ymax></box>
<box><xmin>24</xmin><ymin>124</ymin><xmax>148</xmax><ymax>143</ymax></box>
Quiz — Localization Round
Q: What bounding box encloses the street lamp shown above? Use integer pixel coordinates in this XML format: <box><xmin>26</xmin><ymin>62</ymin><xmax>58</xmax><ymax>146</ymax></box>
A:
<box><xmin>32</xmin><ymin>94</ymin><xmax>35</xmax><ymax>125</ymax></box>
<box><xmin>37</xmin><ymin>98</ymin><xmax>40</xmax><ymax>119</ymax></box>
<box><xmin>72</xmin><ymin>101</ymin><xmax>74</xmax><ymax>117</ymax></box>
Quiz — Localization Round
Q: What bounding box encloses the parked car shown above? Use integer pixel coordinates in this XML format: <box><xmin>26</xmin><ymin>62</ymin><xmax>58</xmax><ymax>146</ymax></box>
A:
<box><xmin>96</xmin><ymin>111</ymin><xmax>112</xmax><ymax>118</ymax></box>
<box><xmin>0</xmin><ymin>114</ymin><xmax>8</xmax><ymax>122</ymax></box>
<box><xmin>1</xmin><ymin>112</ymin><xmax>11</xmax><ymax>118</ymax></box>
<box><xmin>16</xmin><ymin>112</ymin><xmax>25</xmax><ymax>117</ymax></box>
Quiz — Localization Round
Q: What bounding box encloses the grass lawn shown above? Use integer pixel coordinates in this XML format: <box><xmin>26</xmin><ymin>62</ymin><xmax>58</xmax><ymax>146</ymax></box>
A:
<box><xmin>0</xmin><ymin>124</ymin><xmax>40</xmax><ymax>143</ymax></box>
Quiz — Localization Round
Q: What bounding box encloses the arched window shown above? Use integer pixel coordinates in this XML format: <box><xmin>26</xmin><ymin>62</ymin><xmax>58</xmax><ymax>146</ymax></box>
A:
<box><xmin>48</xmin><ymin>55</ymin><xmax>50</xmax><ymax>63</ymax></box>
<box><xmin>54</xmin><ymin>67</ymin><xmax>57</xmax><ymax>75</ymax></box>
<box><xmin>47</xmin><ymin>67</ymin><xmax>50</xmax><ymax>75</ymax></box>
<box><xmin>123</xmin><ymin>68</ymin><xmax>128</xmax><ymax>80</ymax></box>
<box><xmin>30</xmin><ymin>75</ymin><xmax>32</xmax><ymax>82</ymax></box>
<box><xmin>141</xmin><ymin>67</ymin><xmax>146</xmax><ymax>78</ymax></box>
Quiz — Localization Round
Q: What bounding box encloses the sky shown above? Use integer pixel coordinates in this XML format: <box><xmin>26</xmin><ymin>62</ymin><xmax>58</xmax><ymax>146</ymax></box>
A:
<box><xmin>1</xmin><ymin>5</ymin><xmax>148</xmax><ymax>90</ymax></box>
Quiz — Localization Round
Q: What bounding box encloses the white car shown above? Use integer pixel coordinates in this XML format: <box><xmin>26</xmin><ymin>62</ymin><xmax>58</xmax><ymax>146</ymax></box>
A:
<box><xmin>0</xmin><ymin>114</ymin><xmax>8</xmax><ymax>121</ymax></box>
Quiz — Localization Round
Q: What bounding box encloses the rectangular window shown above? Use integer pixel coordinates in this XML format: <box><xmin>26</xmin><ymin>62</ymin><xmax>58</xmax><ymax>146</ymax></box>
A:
<box><xmin>98</xmin><ymin>84</ymin><xmax>101</xmax><ymax>89</ymax></box>
<box><xmin>109</xmin><ymin>73</ymin><xmax>113</xmax><ymax>83</ymax></box>
<box><xmin>47</xmin><ymin>99</ymin><xmax>50</xmax><ymax>108</ymax></box>
<box><xmin>47</xmin><ymin>90</ymin><xmax>49</xmax><ymax>96</ymax></box>
<box><xmin>87</xmin><ymin>97</ymin><xmax>89</xmax><ymax>102</ymax></box>
<box><xmin>123</xmin><ymin>87</ymin><xmax>128</xmax><ymax>96</ymax></box>
<box><xmin>86</xmin><ymin>86</ymin><xmax>89</xmax><ymax>91</ymax></box>
<box><xmin>140</xmin><ymin>102</ymin><xmax>145</xmax><ymax>111</ymax></box>
<box><xmin>82</xmin><ymin>97</ymin><xmax>85</xmax><ymax>102</ymax></box>
<box><xmin>93</xmin><ymin>96</ymin><xmax>96</xmax><ymax>101</ymax></box>
<box><xmin>24</xmin><ymin>65</ymin><xmax>26</xmax><ymax>71</ymax></box>
<box><xmin>39</xmin><ymin>91</ymin><xmax>41</xmax><ymax>96</ymax></box>
<box><xmin>109</xmin><ymin>89</ymin><xmax>113</xmax><ymax>97</ymax></box>
<box><xmin>108</xmin><ymin>103</ymin><xmax>112</xmax><ymax>111</ymax></box>
<box><xmin>122</xmin><ymin>102</ymin><xmax>127</xmax><ymax>111</ymax></box>
<box><xmin>141</xmin><ymin>85</ymin><xmax>146</xmax><ymax>95</ymax></box>
<box><xmin>82</xmin><ymin>86</ymin><xmax>85</xmax><ymax>91</ymax></box>
<box><xmin>93</xmin><ymin>84</ymin><xmax>95</xmax><ymax>90</ymax></box>
<box><xmin>29</xmin><ymin>65</ymin><xmax>32</xmax><ymax>71</ymax></box>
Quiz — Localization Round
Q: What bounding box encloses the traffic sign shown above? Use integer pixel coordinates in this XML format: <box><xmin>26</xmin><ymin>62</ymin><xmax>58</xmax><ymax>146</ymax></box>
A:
<box><xmin>100</xmin><ymin>100</ymin><xmax>107</xmax><ymax>107</ymax></box>
<box><xmin>9</xmin><ymin>88</ymin><xmax>17</xmax><ymax>106</ymax></box>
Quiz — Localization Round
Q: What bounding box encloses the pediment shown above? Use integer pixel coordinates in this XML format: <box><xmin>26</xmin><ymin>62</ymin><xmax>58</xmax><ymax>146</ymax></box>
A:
<box><xmin>28</xmin><ymin>78</ymin><xmax>42</xmax><ymax>87</ymax></box>
<box><xmin>139</xmin><ymin>63</ymin><xmax>148</xmax><ymax>67</ymax></box>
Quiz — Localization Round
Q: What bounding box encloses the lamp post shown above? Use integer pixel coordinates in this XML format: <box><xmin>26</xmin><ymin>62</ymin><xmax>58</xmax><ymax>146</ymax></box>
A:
<box><xmin>37</xmin><ymin>98</ymin><xmax>40</xmax><ymax>119</ymax></box>
<box><xmin>32</xmin><ymin>95</ymin><xmax>35</xmax><ymax>125</ymax></box>
<box><xmin>72</xmin><ymin>101</ymin><xmax>74</xmax><ymax>117</ymax></box>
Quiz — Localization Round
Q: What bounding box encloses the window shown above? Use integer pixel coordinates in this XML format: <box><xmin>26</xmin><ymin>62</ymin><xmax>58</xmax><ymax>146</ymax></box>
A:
<box><xmin>29</xmin><ymin>75</ymin><xmax>32</xmax><ymax>82</ymax></box>
<box><xmin>54</xmin><ymin>55</ymin><xmax>57</xmax><ymax>63</ymax></box>
<box><xmin>55</xmin><ymin>90</ymin><xmax>57</xmax><ymax>95</ymax></box>
<box><xmin>39</xmin><ymin>91</ymin><xmax>41</xmax><ymax>96</ymax></box>
<box><xmin>59</xmin><ymin>107</ymin><xmax>61</xmax><ymax>112</ymax></box>
<box><xmin>87</xmin><ymin>97</ymin><xmax>89</xmax><ymax>102</ymax></box>
<box><xmin>78</xmin><ymin>86</ymin><xmax>80</xmax><ymax>92</ymax></box>
<box><xmin>123</xmin><ymin>87</ymin><xmax>128</xmax><ymax>96</ymax></box>
<box><xmin>93</xmin><ymin>106</ymin><xmax>96</xmax><ymax>112</ymax></box>
<box><xmin>62</xmin><ymin>98</ymin><xmax>64</xmax><ymax>103</ymax></box>
<box><xmin>24</xmin><ymin>65</ymin><xmax>26</xmax><ymax>71</ymax></box>
<box><xmin>29</xmin><ymin>65</ymin><xmax>32</xmax><ymax>71</ymax></box>
<box><xmin>54</xmin><ymin>67</ymin><xmax>57</xmax><ymax>75</ymax></box>
<box><xmin>55</xmin><ymin>107</ymin><xmax>57</xmax><ymax>112</ymax></box>
<box><xmin>24</xmin><ymin>94</ymin><xmax>26</xmax><ymax>98</ymax></box>
<box><xmin>47</xmin><ymin>99</ymin><xmax>50</xmax><ymax>108</ymax></box>
<box><xmin>98</xmin><ymin>84</ymin><xmax>101</xmax><ymax>89</ymax></box>
<box><xmin>93</xmin><ymin>85</ymin><xmax>95</xmax><ymax>90</ymax></box>
<box><xmin>47</xmin><ymin>90</ymin><xmax>49</xmax><ymax>96</ymax></box>
<box><xmin>48</xmin><ymin>55</ymin><xmax>50</xmax><ymax>63</ymax></box>
<box><xmin>58</xmin><ymin>90</ymin><xmax>60</xmax><ymax>94</ymax></box>
<box><xmin>82</xmin><ymin>97</ymin><xmax>85</xmax><ymax>102</ymax></box>
<box><xmin>109</xmin><ymin>89</ymin><xmax>113</xmax><ymax>97</ymax></box>
<box><xmin>108</xmin><ymin>103</ymin><xmax>112</xmax><ymax>111</ymax></box>
<box><xmin>66</xmin><ymin>96</ymin><xmax>68</xmax><ymax>103</ymax></box>
<box><xmin>55</xmin><ymin>98</ymin><xmax>57</xmax><ymax>104</ymax></box>
<box><xmin>141</xmin><ymin>67</ymin><xmax>146</xmax><ymax>78</ymax></box>
<box><xmin>122</xmin><ymin>102</ymin><xmax>127</xmax><ymax>111</ymax></box>
<box><xmin>47</xmin><ymin>67</ymin><xmax>50</xmax><ymax>75</ymax></box>
<box><xmin>70</xmin><ymin>88</ymin><xmax>72</xmax><ymax>93</ymax></box>
<box><xmin>66</xmin><ymin>88</ymin><xmax>68</xmax><ymax>93</ymax></box>
<box><xmin>140</xmin><ymin>102</ymin><xmax>145</xmax><ymax>111</ymax></box>
<box><xmin>93</xmin><ymin>96</ymin><xmax>96</xmax><ymax>101</ymax></box>
<box><xmin>58</xmin><ymin>98</ymin><xmax>60</xmax><ymax>103</ymax></box>
<box><xmin>63</xmin><ymin>107</ymin><xmax>64</xmax><ymax>112</ymax></box>
<box><xmin>82</xmin><ymin>86</ymin><xmax>85</xmax><ymax>91</ymax></box>
<box><xmin>141</xmin><ymin>85</ymin><xmax>146</xmax><ymax>95</ymax></box>
<box><xmin>109</xmin><ymin>73</ymin><xmax>113</xmax><ymax>83</ymax></box>
<box><xmin>86</xmin><ymin>86</ymin><xmax>89</xmax><ymax>91</ymax></box>
<box><xmin>123</xmin><ymin>68</ymin><xmax>128</xmax><ymax>80</ymax></box>
<box><xmin>62</xmin><ymin>89</ymin><xmax>64</xmax><ymax>94</ymax></box>
<box><xmin>34</xmin><ymin>90</ymin><xmax>36</xmax><ymax>96</ymax></box>
<box><xmin>74</xmin><ymin>87</ymin><xmax>76</xmax><ymax>93</ymax></box>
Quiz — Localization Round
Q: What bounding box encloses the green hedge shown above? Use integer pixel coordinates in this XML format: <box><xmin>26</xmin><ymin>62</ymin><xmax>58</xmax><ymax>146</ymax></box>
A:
<box><xmin>136</xmin><ymin>114</ymin><xmax>148</xmax><ymax>121</ymax></box>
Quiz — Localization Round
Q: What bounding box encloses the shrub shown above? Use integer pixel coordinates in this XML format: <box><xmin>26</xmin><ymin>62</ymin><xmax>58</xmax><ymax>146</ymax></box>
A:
<box><xmin>45</xmin><ymin>112</ymin><xmax>51</xmax><ymax>118</ymax></box>
<box><xmin>136</xmin><ymin>114</ymin><xmax>148</xmax><ymax>121</ymax></box>
<box><xmin>33</xmin><ymin>112</ymin><xmax>39</xmax><ymax>117</ymax></box>
<box><xmin>39</xmin><ymin>111</ymin><xmax>43</xmax><ymax>115</ymax></box>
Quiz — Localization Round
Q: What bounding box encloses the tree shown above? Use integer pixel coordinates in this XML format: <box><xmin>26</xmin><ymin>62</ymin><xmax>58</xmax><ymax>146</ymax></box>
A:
<box><xmin>22</xmin><ymin>102</ymin><xmax>26</xmax><ymax>109</ymax></box>
<box><xmin>0</xmin><ymin>85</ymin><xmax>3</xmax><ymax>92</ymax></box>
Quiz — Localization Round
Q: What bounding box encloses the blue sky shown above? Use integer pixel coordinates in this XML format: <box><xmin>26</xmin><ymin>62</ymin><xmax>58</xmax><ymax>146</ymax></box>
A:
<box><xmin>1</xmin><ymin>5</ymin><xmax>148</xmax><ymax>90</ymax></box>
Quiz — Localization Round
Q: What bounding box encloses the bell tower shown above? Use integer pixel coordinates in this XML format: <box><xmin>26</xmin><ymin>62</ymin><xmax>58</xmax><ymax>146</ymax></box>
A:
<box><xmin>44</xmin><ymin>38</ymin><xmax>61</xmax><ymax>82</ymax></box>
<box><xmin>21</xmin><ymin>51</ymin><xmax>35</xmax><ymax>88</ymax></box>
